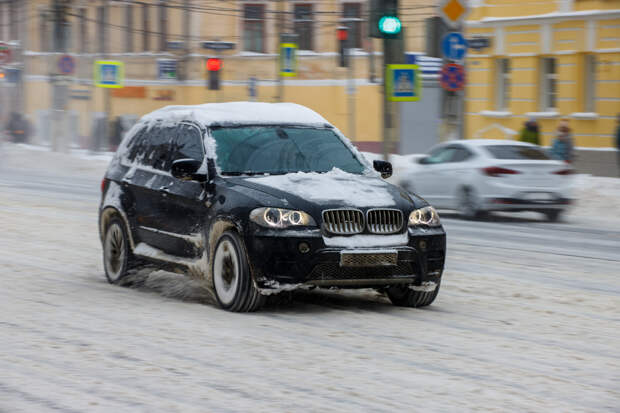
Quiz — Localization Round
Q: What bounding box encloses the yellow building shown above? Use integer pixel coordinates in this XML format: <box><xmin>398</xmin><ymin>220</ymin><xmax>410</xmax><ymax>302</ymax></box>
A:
<box><xmin>0</xmin><ymin>0</ymin><xmax>437</xmax><ymax>151</ymax></box>
<box><xmin>465</xmin><ymin>0</ymin><xmax>620</xmax><ymax>148</ymax></box>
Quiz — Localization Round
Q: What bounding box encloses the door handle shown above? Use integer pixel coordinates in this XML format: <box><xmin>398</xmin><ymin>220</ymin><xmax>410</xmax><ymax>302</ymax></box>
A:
<box><xmin>159</xmin><ymin>186</ymin><xmax>170</xmax><ymax>197</ymax></box>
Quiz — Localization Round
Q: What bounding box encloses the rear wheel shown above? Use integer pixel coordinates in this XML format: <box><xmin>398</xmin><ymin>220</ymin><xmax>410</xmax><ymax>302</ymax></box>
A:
<box><xmin>544</xmin><ymin>210</ymin><xmax>562</xmax><ymax>222</ymax></box>
<box><xmin>212</xmin><ymin>231</ymin><xmax>265</xmax><ymax>312</ymax></box>
<box><xmin>387</xmin><ymin>281</ymin><xmax>441</xmax><ymax>308</ymax></box>
<box><xmin>103</xmin><ymin>218</ymin><xmax>135</xmax><ymax>284</ymax></box>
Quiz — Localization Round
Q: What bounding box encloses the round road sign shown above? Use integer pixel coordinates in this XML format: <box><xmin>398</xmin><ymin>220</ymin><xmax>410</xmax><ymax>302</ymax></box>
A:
<box><xmin>0</xmin><ymin>42</ymin><xmax>12</xmax><ymax>65</ymax></box>
<box><xmin>58</xmin><ymin>54</ymin><xmax>75</xmax><ymax>75</ymax></box>
<box><xmin>440</xmin><ymin>63</ymin><xmax>466</xmax><ymax>92</ymax></box>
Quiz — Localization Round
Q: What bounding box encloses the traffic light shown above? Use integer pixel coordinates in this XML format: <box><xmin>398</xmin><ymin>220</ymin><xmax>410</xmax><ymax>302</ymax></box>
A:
<box><xmin>206</xmin><ymin>58</ymin><xmax>221</xmax><ymax>90</ymax></box>
<box><xmin>337</xmin><ymin>26</ymin><xmax>349</xmax><ymax>67</ymax></box>
<box><xmin>369</xmin><ymin>0</ymin><xmax>401</xmax><ymax>39</ymax></box>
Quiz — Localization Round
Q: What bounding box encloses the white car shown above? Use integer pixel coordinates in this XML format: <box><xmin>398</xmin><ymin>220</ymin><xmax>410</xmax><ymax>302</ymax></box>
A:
<box><xmin>398</xmin><ymin>140</ymin><xmax>575</xmax><ymax>221</ymax></box>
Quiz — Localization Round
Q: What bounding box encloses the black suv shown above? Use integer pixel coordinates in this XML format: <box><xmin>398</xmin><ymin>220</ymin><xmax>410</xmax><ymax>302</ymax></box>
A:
<box><xmin>99</xmin><ymin>103</ymin><xmax>446</xmax><ymax>312</ymax></box>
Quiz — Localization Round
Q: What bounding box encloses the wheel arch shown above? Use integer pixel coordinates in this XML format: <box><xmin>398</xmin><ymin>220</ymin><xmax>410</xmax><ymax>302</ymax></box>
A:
<box><xmin>99</xmin><ymin>207</ymin><xmax>136</xmax><ymax>251</ymax></box>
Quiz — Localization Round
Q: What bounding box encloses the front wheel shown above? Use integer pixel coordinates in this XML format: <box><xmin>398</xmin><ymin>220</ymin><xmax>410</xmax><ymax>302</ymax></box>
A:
<box><xmin>458</xmin><ymin>187</ymin><xmax>485</xmax><ymax>220</ymax></box>
<box><xmin>544</xmin><ymin>210</ymin><xmax>563</xmax><ymax>222</ymax></box>
<box><xmin>387</xmin><ymin>281</ymin><xmax>441</xmax><ymax>308</ymax></box>
<box><xmin>212</xmin><ymin>231</ymin><xmax>265</xmax><ymax>312</ymax></box>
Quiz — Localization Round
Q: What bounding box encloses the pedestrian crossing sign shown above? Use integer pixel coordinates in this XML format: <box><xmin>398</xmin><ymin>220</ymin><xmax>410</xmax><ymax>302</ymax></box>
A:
<box><xmin>385</xmin><ymin>64</ymin><xmax>420</xmax><ymax>102</ymax></box>
<box><xmin>94</xmin><ymin>60</ymin><xmax>124</xmax><ymax>88</ymax></box>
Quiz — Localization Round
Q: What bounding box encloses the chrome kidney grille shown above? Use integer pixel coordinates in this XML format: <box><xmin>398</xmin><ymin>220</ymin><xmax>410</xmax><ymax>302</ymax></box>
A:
<box><xmin>322</xmin><ymin>208</ymin><xmax>404</xmax><ymax>235</ymax></box>
<box><xmin>366</xmin><ymin>209</ymin><xmax>403</xmax><ymax>234</ymax></box>
<box><xmin>322</xmin><ymin>209</ymin><xmax>364</xmax><ymax>235</ymax></box>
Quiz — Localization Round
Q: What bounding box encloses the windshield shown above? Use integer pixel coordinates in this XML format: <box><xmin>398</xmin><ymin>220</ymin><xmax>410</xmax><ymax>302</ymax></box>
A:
<box><xmin>485</xmin><ymin>145</ymin><xmax>550</xmax><ymax>160</ymax></box>
<box><xmin>211</xmin><ymin>126</ymin><xmax>366</xmax><ymax>175</ymax></box>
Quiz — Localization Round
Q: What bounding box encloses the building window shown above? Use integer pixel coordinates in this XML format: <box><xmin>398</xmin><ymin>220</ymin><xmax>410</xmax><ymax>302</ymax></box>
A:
<box><xmin>159</xmin><ymin>1</ymin><xmax>168</xmax><ymax>51</ymax></box>
<box><xmin>125</xmin><ymin>5</ymin><xmax>133</xmax><ymax>53</ymax></box>
<box><xmin>342</xmin><ymin>3</ymin><xmax>362</xmax><ymax>49</ymax></box>
<box><xmin>583</xmin><ymin>54</ymin><xmax>596</xmax><ymax>113</ymax></box>
<box><xmin>97</xmin><ymin>6</ymin><xmax>106</xmax><ymax>54</ymax></box>
<box><xmin>142</xmin><ymin>3</ymin><xmax>150</xmax><ymax>52</ymax></box>
<box><xmin>243</xmin><ymin>5</ymin><xmax>265</xmax><ymax>53</ymax></box>
<box><xmin>540</xmin><ymin>57</ymin><xmax>557</xmax><ymax>111</ymax></box>
<box><xmin>294</xmin><ymin>4</ymin><xmax>314</xmax><ymax>51</ymax></box>
<box><xmin>78</xmin><ymin>8</ymin><xmax>87</xmax><ymax>53</ymax></box>
<box><xmin>495</xmin><ymin>58</ymin><xmax>510</xmax><ymax>110</ymax></box>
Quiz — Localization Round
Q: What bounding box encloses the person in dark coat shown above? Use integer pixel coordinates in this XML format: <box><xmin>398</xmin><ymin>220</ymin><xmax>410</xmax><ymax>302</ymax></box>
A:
<box><xmin>6</xmin><ymin>112</ymin><xmax>31</xmax><ymax>143</ymax></box>
<box><xmin>519</xmin><ymin>117</ymin><xmax>540</xmax><ymax>146</ymax></box>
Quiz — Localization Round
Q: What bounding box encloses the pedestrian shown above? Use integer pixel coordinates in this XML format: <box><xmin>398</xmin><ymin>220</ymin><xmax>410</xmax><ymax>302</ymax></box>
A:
<box><xmin>6</xmin><ymin>112</ymin><xmax>31</xmax><ymax>144</ymax></box>
<box><xmin>519</xmin><ymin>117</ymin><xmax>540</xmax><ymax>146</ymax></box>
<box><xmin>550</xmin><ymin>118</ymin><xmax>574</xmax><ymax>163</ymax></box>
<box><xmin>615</xmin><ymin>113</ymin><xmax>620</xmax><ymax>176</ymax></box>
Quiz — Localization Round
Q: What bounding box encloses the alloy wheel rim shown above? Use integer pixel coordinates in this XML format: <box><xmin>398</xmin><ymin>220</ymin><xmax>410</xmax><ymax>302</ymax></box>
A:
<box><xmin>213</xmin><ymin>239</ymin><xmax>240</xmax><ymax>306</ymax></box>
<box><xmin>104</xmin><ymin>224</ymin><xmax>126</xmax><ymax>281</ymax></box>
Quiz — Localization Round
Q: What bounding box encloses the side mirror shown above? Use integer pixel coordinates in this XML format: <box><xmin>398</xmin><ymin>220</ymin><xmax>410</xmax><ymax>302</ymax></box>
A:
<box><xmin>373</xmin><ymin>160</ymin><xmax>393</xmax><ymax>179</ymax></box>
<box><xmin>418</xmin><ymin>157</ymin><xmax>428</xmax><ymax>165</ymax></box>
<box><xmin>171</xmin><ymin>158</ymin><xmax>207</xmax><ymax>182</ymax></box>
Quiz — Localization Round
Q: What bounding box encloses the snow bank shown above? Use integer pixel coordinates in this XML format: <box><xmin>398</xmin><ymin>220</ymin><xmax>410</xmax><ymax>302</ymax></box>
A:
<box><xmin>247</xmin><ymin>167</ymin><xmax>397</xmax><ymax>207</ymax></box>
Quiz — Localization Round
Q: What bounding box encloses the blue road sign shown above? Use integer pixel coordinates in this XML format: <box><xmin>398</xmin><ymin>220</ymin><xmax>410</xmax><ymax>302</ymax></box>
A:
<box><xmin>385</xmin><ymin>64</ymin><xmax>421</xmax><ymax>102</ymax></box>
<box><xmin>441</xmin><ymin>32</ymin><xmax>468</xmax><ymax>61</ymax></box>
<box><xmin>58</xmin><ymin>54</ymin><xmax>75</xmax><ymax>75</ymax></box>
<box><xmin>279</xmin><ymin>43</ymin><xmax>297</xmax><ymax>77</ymax></box>
<box><xmin>94</xmin><ymin>61</ymin><xmax>124</xmax><ymax>88</ymax></box>
<box><xmin>440</xmin><ymin>63</ymin><xmax>466</xmax><ymax>92</ymax></box>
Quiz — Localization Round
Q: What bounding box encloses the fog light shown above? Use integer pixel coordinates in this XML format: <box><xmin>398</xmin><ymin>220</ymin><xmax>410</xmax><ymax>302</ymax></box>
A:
<box><xmin>418</xmin><ymin>240</ymin><xmax>427</xmax><ymax>251</ymax></box>
<box><xmin>298</xmin><ymin>242</ymin><xmax>310</xmax><ymax>254</ymax></box>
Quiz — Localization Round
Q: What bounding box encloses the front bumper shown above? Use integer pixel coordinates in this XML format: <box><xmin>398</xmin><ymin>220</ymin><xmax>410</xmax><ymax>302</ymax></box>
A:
<box><xmin>245</xmin><ymin>227</ymin><xmax>446</xmax><ymax>291</ymax></box>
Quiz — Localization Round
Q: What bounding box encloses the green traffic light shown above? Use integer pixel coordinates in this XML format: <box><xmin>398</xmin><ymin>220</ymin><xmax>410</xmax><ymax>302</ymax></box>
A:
<box><xmin>378</xmin><ymin>16</ymin><xmax>401</xmax><ymax>35</ymax></box>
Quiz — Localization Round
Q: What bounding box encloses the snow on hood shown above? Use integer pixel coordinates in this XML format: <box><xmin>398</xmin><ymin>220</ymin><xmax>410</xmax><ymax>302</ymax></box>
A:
<box><xmin>246</xmin><ymin>168</ymin><xmax>398</xmax><ymax>207</ymax></box>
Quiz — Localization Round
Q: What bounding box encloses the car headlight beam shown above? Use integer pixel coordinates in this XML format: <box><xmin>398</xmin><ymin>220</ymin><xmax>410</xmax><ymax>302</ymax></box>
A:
<box><xmin>250</xmin><ymin>207</ymin><xmax>316</xmax><ymax>229</ymax></box>
<box><xmin>408</xmin><ymin>206</ymin><xmax>441</xmax><ymax>227</ymax></box>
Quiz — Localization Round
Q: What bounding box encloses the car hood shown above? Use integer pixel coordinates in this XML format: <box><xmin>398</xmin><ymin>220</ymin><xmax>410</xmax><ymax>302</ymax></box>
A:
<box><xmin>224</xmin><ymin>169</ymin><xmax>428</xmax><ymax>213</ymax></box>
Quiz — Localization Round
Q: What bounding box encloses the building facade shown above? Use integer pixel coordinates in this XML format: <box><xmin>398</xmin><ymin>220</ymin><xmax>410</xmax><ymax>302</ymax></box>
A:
<box><xmin>0</xmin><ymin>0</ymin><xmax>438</xmax><ymax>151</ymax></box>
<box><xmin>465</xmin><ymin>0</ymin><xmax>620</xmax><ymax>149</ymax></box>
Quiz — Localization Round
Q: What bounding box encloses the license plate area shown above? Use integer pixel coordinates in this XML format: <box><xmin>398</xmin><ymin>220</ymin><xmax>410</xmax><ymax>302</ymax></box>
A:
<box><xmin>340</xmin><ymin>250</ymin><xmax>398</xmax><ymax>267</ymax></box>
<box><xmin>523</xmin><ymin>192</ymin><xmax>554</xmax><ymax>202</ymax></box>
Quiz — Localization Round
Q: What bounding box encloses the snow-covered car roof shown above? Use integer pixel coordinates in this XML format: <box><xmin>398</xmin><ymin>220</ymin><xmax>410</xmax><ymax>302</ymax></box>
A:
<box><xmin>140</xmin><ymin>102</ymin><xmax>331</xmax><ymax>128</ymax></box>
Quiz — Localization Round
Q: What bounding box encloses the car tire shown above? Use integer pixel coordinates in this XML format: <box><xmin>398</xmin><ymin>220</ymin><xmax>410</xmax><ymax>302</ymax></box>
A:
<box><xmin>103</xmin><ymin>217</ymin><xmax>136</xmax><ymax>284</ymax></box>
<box><xmin>212</xmin><ymin>231</ymin><xmax>265</xmax><ymax>312</ymax></box>
<box><xmin>386</xmin><ymin>281</ymin><xmax>441</xmax><ymax>308</ymax></box>
<box><xmin>544</xmin><ymin>210</ymin><xmax>562</xmax><ymax>222</ymax></box>
<box><xmin>458</xmin><ymin>187</ymin><xmax>484</xmax><ymax>220</ymax></box>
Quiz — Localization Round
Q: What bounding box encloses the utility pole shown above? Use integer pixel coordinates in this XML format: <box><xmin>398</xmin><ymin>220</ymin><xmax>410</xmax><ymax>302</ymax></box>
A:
<box><xmin>347</xmin><ymin>34</ymin><xmax>356</xmax><ymax>142</ymax></box>
<box><xmin>51</xmin><ymin>0</ymin><xmax>71</xmax><ymax>152</ymax></box>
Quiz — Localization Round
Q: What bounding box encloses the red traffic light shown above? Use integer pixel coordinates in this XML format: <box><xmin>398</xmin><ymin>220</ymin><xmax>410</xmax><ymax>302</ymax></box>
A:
<box><xmin>206</xmin><ymin>58</ymin><xmax>222</xmax><ymax>72</ymax></box>
<box><xmin>337</xmin><ymin>26</ymin><xmax>348</xmax><ymax>41</ymax></box>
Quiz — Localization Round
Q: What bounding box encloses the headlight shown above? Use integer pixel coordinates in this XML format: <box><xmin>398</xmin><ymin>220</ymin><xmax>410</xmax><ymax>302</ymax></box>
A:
<box><xmin>250</xmin><ymin>207</ymin><xmax>317</xmax><ymax>229</ymax></box>
<box><xmin>408</xmin><ymin>206</ymin><xmax>441</xmax><ymax>227</ymax></box>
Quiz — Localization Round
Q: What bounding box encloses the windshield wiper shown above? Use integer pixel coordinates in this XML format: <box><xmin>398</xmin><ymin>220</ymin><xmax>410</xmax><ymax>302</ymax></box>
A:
<box><xmin>220</xmin><ymin>171</ymin><xmax>265</xmax><ymax>176</ymax></box>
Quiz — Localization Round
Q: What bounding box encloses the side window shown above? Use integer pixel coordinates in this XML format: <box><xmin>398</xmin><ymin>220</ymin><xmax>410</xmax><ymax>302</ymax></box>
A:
<box><xmin>125</xmin><ymin>126</ymin><xmax>147</xmax><ymax>162</ymax></box>
<box><xmin>143</xmin><ymin>125</ymin><xmax>175</xmax><ymax>171</ymax></box>
<box><xmin>450</xmin><ymin>147</ymin><xmax>473</xmax><ymax>163</ymax></box>
<box><xmin>425</xmin><ymin>147</ymin><xmax>456</xmax><ymax>164</ymax></box>
<box><xmin>171</xmin><ymin>124</ymin><xmax>204</xmax><ymax>163</ymax></box>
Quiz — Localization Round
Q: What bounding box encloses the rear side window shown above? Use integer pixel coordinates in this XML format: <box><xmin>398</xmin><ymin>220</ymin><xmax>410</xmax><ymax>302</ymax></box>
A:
<box><xmin>170</xmin><ymin>124</ymin><xmax>204</xmax><ymax>163</ymax></box>
<box><xmin>485</xmin><ymin>145</ymin><xmax>550</xmax><ymax>160</ymax></box>
<box><xmin>125</xmin><ymin>126</ymin><xmax>148</xmax><ymax>162</ymax></box>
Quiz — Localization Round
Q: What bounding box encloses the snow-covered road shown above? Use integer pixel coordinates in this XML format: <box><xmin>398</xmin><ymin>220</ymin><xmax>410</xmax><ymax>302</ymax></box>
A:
<box><xmin>1</xmin><ymin>144</ymin><xmax>619</xmax><ymax>412</ymax></box>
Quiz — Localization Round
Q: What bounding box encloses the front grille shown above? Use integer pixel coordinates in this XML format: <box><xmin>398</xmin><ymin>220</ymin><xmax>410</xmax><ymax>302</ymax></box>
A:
<box><xmin>322</xmin><ymin>209</ymin><xmax>364</xmax><ymax>235</ymax></box>
<box><xmin>307</xmin><ymin>262</ymin><xmax>415</xmax><ymax>281</ymax></box>
<box><xmin>366</xmin><ymin>209</ymin><xmax>404</xmax><ymax>234</ymax></box>
<box><xmin>340</xmin><ymin>252</ymin><xmax>398</xmax><ymax>267</ymax></box>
